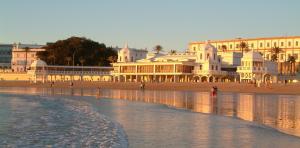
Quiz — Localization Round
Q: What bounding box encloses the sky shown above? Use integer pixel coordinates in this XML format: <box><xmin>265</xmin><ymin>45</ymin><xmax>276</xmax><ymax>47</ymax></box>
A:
<box><xmin>1</xmin><ymin>0</ymin><xmax>300</xmax><ymax>51</ymax></box>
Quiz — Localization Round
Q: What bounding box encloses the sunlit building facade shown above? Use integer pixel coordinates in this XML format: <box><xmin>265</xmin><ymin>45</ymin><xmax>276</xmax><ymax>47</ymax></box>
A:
<box><xmin>112</xmin><ymin>42</ymin><xmax>227</xmax><ymax>82</ymax></box>
<box><xmin>11</xmin><ymin>43</ymin><xmax>45</xmax><ymax>72</ymax></box>
<box><xmin>189</xmin><ymin>36</ymin><xmax>300</xmax><ymax>74</ymax></box>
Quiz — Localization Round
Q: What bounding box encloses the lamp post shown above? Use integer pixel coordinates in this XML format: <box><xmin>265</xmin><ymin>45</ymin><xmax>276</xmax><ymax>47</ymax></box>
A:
<box><xmin>72</xmin><ymin>50</ymin><xmax>77</xmax><ymax>82</ymax></box>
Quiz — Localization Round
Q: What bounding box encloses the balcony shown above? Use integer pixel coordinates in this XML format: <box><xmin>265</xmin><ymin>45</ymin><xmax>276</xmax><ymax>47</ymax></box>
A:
<box><xmin>193</xmin><ymin>70</ymin><xmax>227</xmax><ymax>76</ymax></box>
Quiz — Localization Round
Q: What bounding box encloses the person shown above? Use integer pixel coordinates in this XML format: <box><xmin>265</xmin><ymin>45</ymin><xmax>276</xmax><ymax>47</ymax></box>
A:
<box><xmin>211</xmin><ymin>86</ymin><xmax>218</xmax><ymax>97</ymax></box>
<box><xmin>140</xmin><ymin>81</ymin><xmax>145</xmax><ymax>90</ymax></box>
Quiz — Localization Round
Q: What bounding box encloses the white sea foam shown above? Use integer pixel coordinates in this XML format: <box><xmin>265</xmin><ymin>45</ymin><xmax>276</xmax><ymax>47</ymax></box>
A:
<box><xmin>0</xmin><ymin>94</ymin><xmax>128</xmax><ymax>148</ymax></box>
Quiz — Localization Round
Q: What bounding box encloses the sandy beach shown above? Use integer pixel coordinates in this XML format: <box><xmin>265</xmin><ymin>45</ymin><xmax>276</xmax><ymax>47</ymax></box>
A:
<box><xmin>0</xmin><ymin>81</ymin><xmax>299</xmax><ymax>95</ymax></box>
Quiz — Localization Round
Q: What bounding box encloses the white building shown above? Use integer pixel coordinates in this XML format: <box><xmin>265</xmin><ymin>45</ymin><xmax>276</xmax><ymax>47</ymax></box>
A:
<box><xmin>237</xmin><ymin>51</ymin><xmax>278</xmax><ymax>83</ymax></box>
<box><xmin>117</xmin><ymin>43</ymin><xmax>148</xmax><ymax>62</ymax></box>
<box><xmin>112</xmin><ymin>42</ymin><xmax>228</xmax><ymax>82</ymax></box>
<box><xmin>11</xmin><ymin>43</ymin><xmax>45</xmax><ymax>72</ymax></box>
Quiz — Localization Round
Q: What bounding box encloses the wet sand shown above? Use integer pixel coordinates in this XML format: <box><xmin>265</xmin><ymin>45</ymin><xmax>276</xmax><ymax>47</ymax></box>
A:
<box><xmin>0</xmin><ymin>81</ymin><xmax>299</xmax><ymax>95</ymax></box>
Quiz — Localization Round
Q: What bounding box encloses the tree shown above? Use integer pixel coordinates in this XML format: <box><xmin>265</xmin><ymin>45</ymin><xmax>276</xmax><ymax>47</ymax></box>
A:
<box><xmin>24</xmin><ymin>47</ymin><xmax>30</xmax><ymax>71</ymax></box>
<box><xmin>79</xmin><ymin>57</ymin><xmax>85</xmax><ymax>66</ymax></box>
<box><xmin>153</xmin><ymin>45</ymin><xmax>163</xmax><ymax>54</ymax></box>
<box><xmin>271</xmin><ymin>46</ymin><xmax>282</xmax><ymax>62</ymax></box>
<box><xmin>221</xmin><ymin>45</ymin><xmax>227</xmax><ymax>52</ymax></box>
<box><xmin>37</xmin><ymin>37</ymin><xmax>117</xmax><ymax>66</ymax></box>
<box><xmin>287</xmin><ymin>55</ymin><xmax>296</xmax><ymax>75</ymax></box>
<box><xmin>65</xmin><ymin>57</ymin><xmax>72</xmax><ymax>66</ymax></box>
<box><xmin>239</xmin><ymin>41</ymin><xmax>249</xmax><ymax>54</ymax></box>
<box><xmin>169</xmin><ymin>50</ymin><xmax>176</xmax><ymax>55</ymax></box>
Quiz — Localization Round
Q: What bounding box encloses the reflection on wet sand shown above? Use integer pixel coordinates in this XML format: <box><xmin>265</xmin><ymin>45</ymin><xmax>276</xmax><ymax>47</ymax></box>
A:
<box><xmin>0</xmin><ymin>87</ymin><xmax>300</xmax><ymax>137</ymax></box>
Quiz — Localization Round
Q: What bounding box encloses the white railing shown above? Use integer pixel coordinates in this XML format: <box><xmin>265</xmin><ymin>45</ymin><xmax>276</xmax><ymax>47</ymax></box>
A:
<box><xmin>192</xmin><ymin>70</ymin><xmax>227</xmax><ymax>75</ymax></box>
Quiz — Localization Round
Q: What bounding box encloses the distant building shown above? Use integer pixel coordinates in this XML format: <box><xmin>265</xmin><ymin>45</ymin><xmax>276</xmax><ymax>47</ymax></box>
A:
<box><xmin>11</xmin><ymin>43</ymin><xmax>45</xmax><ymax>72</ymax></box>
<box><xmin>237</xmin><ymin>51</ymin><xmax>278</xmax><ymax>83</ymax></box>
<box><xmin>112</xmin><ymin>42</ymin><xmax>227</xmax><ymax>82</ymax></box>
<box><xmin>0</xmin><ymin>44</ymin><xmax>13</xmax><ymax>70</ymax></box>
<box><xmin>117</xmin><ymin>43</ymin><xmax>148</xmax><ymax>62</ymax></box>
<box><xmin>189</xmin><ymin>36</ymin><xmax>300</xmax><ymax>74</ymax></box>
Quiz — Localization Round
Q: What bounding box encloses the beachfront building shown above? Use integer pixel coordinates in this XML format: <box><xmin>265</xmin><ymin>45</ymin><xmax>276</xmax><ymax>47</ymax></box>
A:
<box><xmin>112</xmin><ymin>42</ymin><xmax>228</xmax><ymax>82</ymax></box>
<box><xmin>117</xmin><ymin>43</ymin><xmax>148</xmax><ymax>62</ymax></box>
<box><xmin>11</xmin><ymin>43</ymin><xmax>45</xmax><ymax>72</ymax></box>
<box><xmin>27</xmin><ymin>59</ymin><xmax>113</xmax><ymax>83</ymax></box>
<box><xmin>189</xmin><ymin>36</ymin><xmax>300</xmax><ymax>75</ymax></box>
<box><xmin>0</xmin><ymin>44</ymin><xmax>13</xmax><ymax>71</ymax></box>
<box><xmin>237</xmin><ymin>51</ymin><xmax>278</xmax><ymax>83</ymax></box>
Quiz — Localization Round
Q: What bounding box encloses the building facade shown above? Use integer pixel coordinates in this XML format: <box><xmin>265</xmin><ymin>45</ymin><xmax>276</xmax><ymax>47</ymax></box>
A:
<box><xmin>0</xmin><ymin>44</ymin><xmax>13</xmax><ymax>70</ymax></box>
<box><xmin>189</xmin><ymin>36</ymin><xmax>300</xmax><ymax>74</ymax></box>
<box><xmin>117</xmin><ymin>43</ymin><xmax>148</xmax><ymax>62</ymax></box>
<box><xmin>112</xmin><ymin>42</ymin><xmax>228</xmax><ymax>82</ymax></box>
<box><xmin>237</xmin><ymin>51</ymin><xmax>278</xmax><ymax>83</ymax></box>
<box><xmin>11</xmin><ymin>43</ymin><xmax>45</xmax><ymax>72</ymax></box>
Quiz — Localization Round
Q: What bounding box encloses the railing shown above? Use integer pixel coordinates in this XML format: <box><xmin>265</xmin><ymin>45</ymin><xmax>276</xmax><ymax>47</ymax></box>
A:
<box><xmin>237</xmin><ymin>66</ymin><xmax>267</xmax><ymax>72</ymax></box>
<box><xmin>192</xmin><ymin>70</ymin><xmax>227</xmax><ymax>75</ymax></box>
<box><xmin>28</xmin><ymin>70</ymin><xmax>111</xmax><ymax>75</ymax></box>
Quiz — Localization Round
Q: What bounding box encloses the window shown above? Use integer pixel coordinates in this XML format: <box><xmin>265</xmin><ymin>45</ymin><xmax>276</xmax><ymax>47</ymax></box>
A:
<box><xmin>236</xmin><ymin>44</ymin><xmax>239</xmax><ymax>48</ymax></box>
<box><xmin>230</xmin><ymin>44</ymin><xmax>233</xmax><ymax>49</ymax></box>
<box><xmin>218</xmin><ymin>45</ymin><xmax>221</xmax><ymax>49</ymax></box>
<box><xmin>216</xmin><ymin>65</ymin><xmax>218</xmax><ymax>70</ymax></box>
<box><xmin>251</xmin><ymin>43</ymin><xmax>254</xmax><ymax>48</ymax></box>
<box><xmin>288</xmin><ymin>41</ymin><xmax>291</xmax><ymax>47</ymax></box>
<box><xmin>274</xmin><ymin>42</ymin><xmax>277</xmax><ymax>47</ymax></box>
<box><xmin>241</xmin><ymin>61</ymin><xmax>244</xmax><ymax>66</ymax></box>
<box><xmin>296</xmin><ymin>41</ymin><xmax>299</xmax><ymax>46</ymax></box>
<box><xmin>211</xmin><ymin>65</ymin><xmax>214</xmax><ymax>70</ymax></box>
<box><xmin>267</xmin><ymin>43</ymin><xmax>270</xmax><ymax>47</ymax></box>
<box><xmin>280</xmin><ymin>54</ymin><xmax>284</xmax><ymax>60</ymax></box>
<box><xmin>281</xmin><ymin>42</ymin><xmax>284</xmax><ymax>46</ymax></box>
<box><xmin>193</xmin><ymin>47</ymin><xmax>196</xmax><ymax>51</ymax></box>
<box><xmin>207</xmin><ymin>53</ymin><xmax>209</xmax><ymax>60</ymax></box>
<box><xmin>200</xmin><ymin>53</ymin><xmax>202</xmax><ymax>59</ymax></box>
<box><xmin>213</xmin><ymin>54</ymin><xmax>216</xmax><ymax>60</ymax></box>
<box><xmin>199</xmin><ymin>65</ymin><xmax>202</xmax><ymax>70</ymax></box>
<box><xmin>260</xmin><ymin>43</ymin><xmax>263</xmax><ymax>48</ymax></box>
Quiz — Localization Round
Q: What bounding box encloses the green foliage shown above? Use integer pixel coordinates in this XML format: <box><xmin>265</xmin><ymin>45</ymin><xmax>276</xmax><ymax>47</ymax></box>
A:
<box><xmin>153</xmin><ymin>45</ymin><xmax>163</xmax><ymax>54</ymax></box>
<box><xmin>37</xmin><ymin>37</ymin><xmax>117</xmax><ymax>66</ymax></box>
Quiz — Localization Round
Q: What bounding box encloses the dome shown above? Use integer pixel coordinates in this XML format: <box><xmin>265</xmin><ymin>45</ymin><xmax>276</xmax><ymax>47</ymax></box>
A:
<box><xmin>30</xmin><ymin>59</ymin><xmax>47</xmax><ymax>68</ymax></box>
<box><xmin>243</xmin><ymin>51</ymin><xmax>263</xmax><ymax>61</ymax></box>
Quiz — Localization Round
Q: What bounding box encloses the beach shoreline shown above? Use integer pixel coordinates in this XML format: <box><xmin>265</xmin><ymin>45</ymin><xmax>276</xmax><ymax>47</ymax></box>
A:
<box><xmin>0</xmin><ymin>81</ymin><xmax>299</xmax><ymax>95</ymax></box>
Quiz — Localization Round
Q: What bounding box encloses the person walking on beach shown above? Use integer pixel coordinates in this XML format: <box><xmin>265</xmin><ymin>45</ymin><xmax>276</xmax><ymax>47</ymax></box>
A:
<box><xmin>140</xmin><ymin>81</ymin><xmax>145</xmax><ymax>90</ymax></box>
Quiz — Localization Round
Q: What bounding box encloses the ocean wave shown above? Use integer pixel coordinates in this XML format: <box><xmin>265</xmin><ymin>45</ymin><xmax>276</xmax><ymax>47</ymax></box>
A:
<box><xmin>0</xmin><ymin>95</ymin><xmax>128</xmax><ymax>148</ymax></box>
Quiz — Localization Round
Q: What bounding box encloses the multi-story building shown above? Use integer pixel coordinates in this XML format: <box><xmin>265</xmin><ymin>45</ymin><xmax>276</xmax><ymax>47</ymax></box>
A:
<box><xmin>11</xmin><ymin>43</ymin><xmax>45</xmax><ymax>72</ymax></box>
<box><xmin>117</xmin><ymin>43</ymin><xmax>148</xmax><ymax>62</ymax></box>
<box><xmin>189</xmin><ymin>36</ymin><xmax>300</xmax><ymax>74</ymax></box>
<box><xmin>0</xmin><ymin>44</ymin><xmax>13</xmax><ymax>70</ymax></box>
<box><xmin>237</xmin><ymin>51</ymin><xmax>278</xmax><ymax>83</ymax></box>
<box><xmin>112</xmin><ymin>42</ymin><xmax>227</xmax><ymax>82</ymax></box>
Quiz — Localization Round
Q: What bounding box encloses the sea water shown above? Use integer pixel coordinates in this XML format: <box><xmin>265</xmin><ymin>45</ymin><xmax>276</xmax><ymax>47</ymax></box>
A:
<box><xmin>0</xmin><ymin>87</ymin><xmax>300</xmax><ymax>147</ymax></box>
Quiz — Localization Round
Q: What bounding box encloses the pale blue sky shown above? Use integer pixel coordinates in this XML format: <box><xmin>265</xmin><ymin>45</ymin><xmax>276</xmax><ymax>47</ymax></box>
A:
<box><xmin>1</xmin><ymin>0</ymin><xmax>299</xmax><ymax>50</ymax></box>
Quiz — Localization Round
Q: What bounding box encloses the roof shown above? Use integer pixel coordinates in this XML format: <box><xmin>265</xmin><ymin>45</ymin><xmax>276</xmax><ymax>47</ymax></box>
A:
<box><xmin>30</xmin><ymin>59</ymin><xmax>47</xmax><ymax>67</ymax></box>
<box><xmin>242</xmin><ymin>51</ymin><xmax>263</xmax><ymax>61</ymax></box>
<box><xmin>189</xmin><ymin>36</ymin><xmax>300</xmax><ymax>45</ymax></box>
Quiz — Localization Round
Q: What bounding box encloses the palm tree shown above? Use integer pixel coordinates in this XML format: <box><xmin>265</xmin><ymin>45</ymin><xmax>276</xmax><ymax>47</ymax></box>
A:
<box><xmin>107</xmin><ymin>56</ymin><xmax>117</xmax><ymax>64</ymax></box>
<box><xmin>287</xmin><ymin>55</ymin><xmax>296</xmax><ymax>75</ymax></box>
<box><xmin>271</xmin><ymin>46</ymin><xmax>282</xmax><ymax>62</ymax></box>
<box><xmin>49</xmin><ymin>54</ymin><xmax>56</xmax><ymax>65</ymax></box>
<box><xmin>169</xmin><ymin>50</ymin><xmax>176</xmax><ymax>55</ymax></box>
<box><xmin>239</xmin><ymin>41</ymin><xmax>249</xmax><ymax>54</ymax></box>
<box><xmin>79</xmin><ymin>58</ymin><xmax>85</xmax><ymax>66</ymax></box>
<box><xmin>221</xmin><ymin>45</ymin><xmax>227</xmax><ymax>52</ymax></box>
<box><xmin>153</xmin><ymin>45</ymin><xmax>163</xmax><ymax>54</ymax></box>
<box><xmin>24</xmin><ymin>47</ymin><xmax>30</xmax><ymax>72</ymax></box>
<box><xmin>66</xmin><ymin>57</ymin><xmax>72</xmax><ymax>66</ymax></box>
